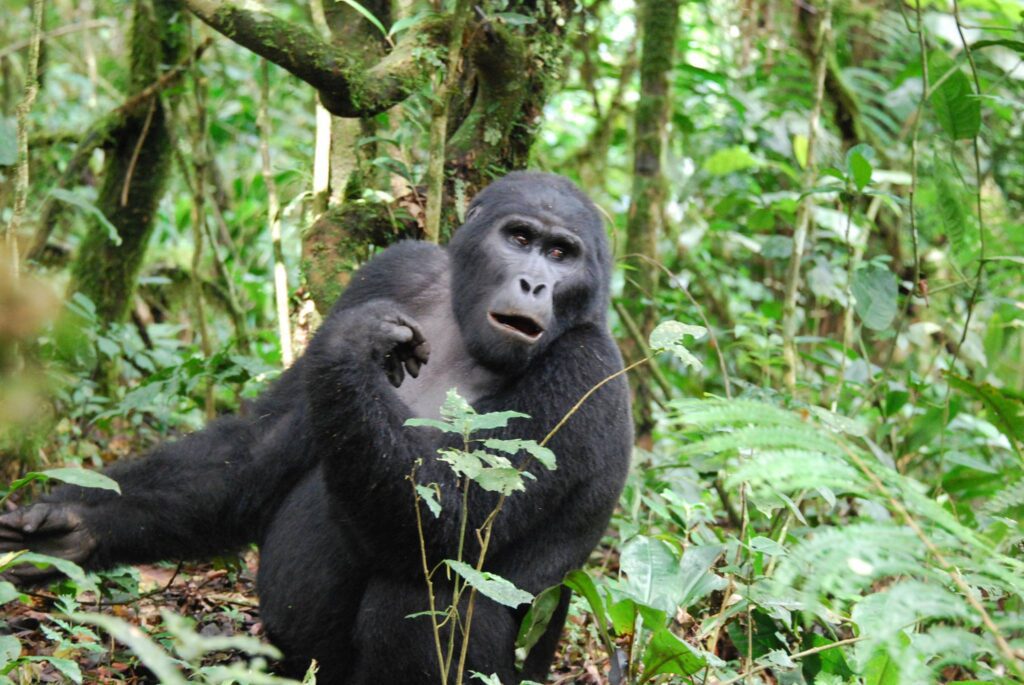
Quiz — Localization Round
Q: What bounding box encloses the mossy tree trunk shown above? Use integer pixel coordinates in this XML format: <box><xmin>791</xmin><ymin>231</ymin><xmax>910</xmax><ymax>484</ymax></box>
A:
<box><xmin>66</xmin><ymin>0</ymin><xmax>184</xmax><ymax>323</ymax></box>
<box><xmin>621</xmin><ymin>0</ymin><xmax>681</xmax><ymax>438</ymax></box>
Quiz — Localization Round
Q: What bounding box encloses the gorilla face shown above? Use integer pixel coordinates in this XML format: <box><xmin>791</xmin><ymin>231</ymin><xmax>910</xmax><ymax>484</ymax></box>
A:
<box><xmin>449</xmin><ymin>173</ymin><xmax>611</xmax><ymax>372</ymax></box>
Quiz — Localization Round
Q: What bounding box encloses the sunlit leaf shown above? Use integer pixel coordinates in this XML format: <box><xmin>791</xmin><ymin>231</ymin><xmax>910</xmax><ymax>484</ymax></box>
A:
<box><xmin>704</xmin><ymin>146</ymin><xmax>758</xmax><ymax>175</ymax></box>
<box><xmin>482</xmin><ymin>439</ymin><xmax>556</xmax><ymax>470</ymax></box>
<box><xmin>445</xmin><ymin>560</ymin><xmax>533</xmax><ymax>608</ymax></box>
<box><xmin>648</xmin><ymin>321</ymin><xmax>707</xmax><ymax>370</ymax></box>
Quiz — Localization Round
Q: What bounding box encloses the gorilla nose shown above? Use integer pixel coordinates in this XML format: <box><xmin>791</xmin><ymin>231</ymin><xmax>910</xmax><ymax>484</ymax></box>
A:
<box><xmin>519</xmin><ymin>278</ymin><xmax>546</xmax><ymax>297</ymax></box>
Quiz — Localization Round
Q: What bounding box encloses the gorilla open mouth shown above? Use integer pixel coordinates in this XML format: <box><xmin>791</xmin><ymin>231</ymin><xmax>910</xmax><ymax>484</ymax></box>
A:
<box><xmin>489</xmin><ymin>312</ymin><xmax>544</xmax><ymax>341</ymax></box>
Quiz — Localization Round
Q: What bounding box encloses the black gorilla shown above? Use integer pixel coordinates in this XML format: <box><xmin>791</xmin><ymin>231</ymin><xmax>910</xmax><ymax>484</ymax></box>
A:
<box><xmin>0</xmin><ymin>172</ymin><xmax>632</xmax><ymax>683</ymax></box>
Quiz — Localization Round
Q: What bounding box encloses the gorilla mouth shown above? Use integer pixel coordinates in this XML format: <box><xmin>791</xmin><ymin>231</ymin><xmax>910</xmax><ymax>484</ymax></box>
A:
<box><xmin>489</xmin><ymin>312</ymin><xmax>544</xmax><ymax>341</ymax></box>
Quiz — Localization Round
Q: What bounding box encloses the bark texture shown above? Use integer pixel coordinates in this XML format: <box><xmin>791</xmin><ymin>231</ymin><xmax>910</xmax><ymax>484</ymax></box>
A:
<box><xmin>67</xmin><ymin>0</ymin><xmax>184</xmax><ymax>323</ymax></box>
<box><xmin>622</xmin><ymin>0</ymin><xmax>680</xmax><ymax>436</ymax></box>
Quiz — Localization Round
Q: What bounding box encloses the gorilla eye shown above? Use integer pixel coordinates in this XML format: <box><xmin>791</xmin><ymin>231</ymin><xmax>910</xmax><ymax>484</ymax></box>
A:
<box><xmin>510</xmin><ymin>231</ymin><xmax>531</xmax><ymax>247</ymax></box>
<box><xmin>548</xmin><ymin>246</ymin><xmax>567</xmax><ymax>261</ymax></box>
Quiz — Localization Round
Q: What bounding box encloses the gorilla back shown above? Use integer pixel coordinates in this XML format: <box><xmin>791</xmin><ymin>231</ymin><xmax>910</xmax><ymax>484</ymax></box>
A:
<box><xmin>0</xmin><ymin>172</ymin><xmax>633</xmax><ymax>684</ymax></box>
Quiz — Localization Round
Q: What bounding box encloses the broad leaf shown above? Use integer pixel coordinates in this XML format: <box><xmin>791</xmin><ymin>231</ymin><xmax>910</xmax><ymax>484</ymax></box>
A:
<box><xmin>0</xmin><ymin>635</ymin><xmax>20</xmax><ymax>669</ymax></box>
<box><xmin>928</xmin><ymin>53</ymin><xmax>980</xmax><ymax>140</ymax></box>
<box><xmin>482</xmin><ymin>439</ymin><xmax>557</xmax><ymax>470</ymax></box>
<box><xmin>851</xmin><ymin>264</ymin><xmax>897</xmax><ymax>331</ymax></box>
<box><xmin>516</xmin><ymin>585</ymin><xmax>562</xmax><ymax>652</ymax></box>
<box><xmin>641</xmin><ymin>628</ymin><xmax>706</xmax><ymax>677</ymax></box>
<box><xmin>947</xmin><ymin>375</ymin><xmax>1024</xmax><ymax>449</ymax></box>
<box><xmin>445</xmin><ymin>561</ymin><xmax>533</xmax><ymax>608</ymax></box>
<box><xmin>415</xmin><ymin>484</ymin><xmax>442</xmax><ymax>518</ymax></box>
<box><xmin>704</xmin><ymin>146</ymin><xmax>758</xmax><ymax>175</ymax></box>
<box><xmin>649</xmin><ymin>321</ymin><xmax>707</xmax><ymax>370</ymax></box>
<box><xmin>846</xmin><ymin>144</ymin><xmax>874</xmax><ymax>191</ymax></box>
<box><xmin>619</xmin><ymin>535</ymin><xmax>681</xmax><ymax>613</ymax></box>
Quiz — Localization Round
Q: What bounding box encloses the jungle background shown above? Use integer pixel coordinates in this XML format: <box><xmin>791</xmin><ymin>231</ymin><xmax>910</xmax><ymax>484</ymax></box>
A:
<box><xmin>1</xmin><ymin>0</ymin><xmax>1023</xmax><ymax>683</ymax></box>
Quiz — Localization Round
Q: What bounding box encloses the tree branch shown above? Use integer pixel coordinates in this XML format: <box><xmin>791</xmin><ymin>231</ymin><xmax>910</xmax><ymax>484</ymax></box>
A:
<box><xmin>180</xmin><ymin>0</ymin><xmax>446</xmax><ymax>117</ymax></box>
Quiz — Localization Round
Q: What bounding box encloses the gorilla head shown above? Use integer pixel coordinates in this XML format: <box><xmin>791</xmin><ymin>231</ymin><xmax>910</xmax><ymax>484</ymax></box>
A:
<box><xmin>448</xmin><ymin>172</ymin><xmax>611</xmax><ymax>372</ymax></box>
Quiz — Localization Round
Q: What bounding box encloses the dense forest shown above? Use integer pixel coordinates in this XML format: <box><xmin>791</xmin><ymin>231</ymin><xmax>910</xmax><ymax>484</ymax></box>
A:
<box><xmin>1</xmin><ymin>0</ymin><xmax>1023</xmax><ymax>683</ymax></box>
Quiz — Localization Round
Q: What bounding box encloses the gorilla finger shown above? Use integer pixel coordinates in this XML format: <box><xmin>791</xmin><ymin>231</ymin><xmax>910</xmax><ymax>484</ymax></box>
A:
<box><xmin>404</xmin><ymin>357</ymin><xmax>421</xmax><ymax>379</ymax></box>
<box><xmin>414</xmin><ymin>341</ymin><xmax>430</xmax><ymax>365</ymax></box>
<box><xmin>381</xmin><ymin>322</ymin><xmax>415</xmax><ymax>345</ymax></box>
<box><xmin>384</xmin><ymin>355</ymin><xmax>405</xmax><ymax>388</ymax></box>
<box><xmin>394</xmin><ymin>315</ymin><xmax>425</xmax><ymax>346</ymax></box>
<box><xmin>22</xmin><ymin>505</ymin><xmax>59</xmax><ymax>534</ymax></box>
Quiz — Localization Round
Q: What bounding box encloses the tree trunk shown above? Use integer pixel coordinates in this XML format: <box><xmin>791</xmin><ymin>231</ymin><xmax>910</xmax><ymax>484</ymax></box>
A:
<box><xmin>621</xmin><ymin>0</ymin><xmax>681</xmax><ymax>437</ymax></box>
<box><xmin>66</xmin><ymin>0</ymin><xmax>184</xmax><ymax>323</ymax></box>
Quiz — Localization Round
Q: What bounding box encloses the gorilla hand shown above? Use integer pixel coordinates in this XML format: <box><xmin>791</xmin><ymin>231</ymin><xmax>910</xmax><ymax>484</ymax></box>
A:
<box><xmin>336</xmin><ymin>301</ymin><xmax>431</xmax><ymax>388</ymax></box>
<box><xmin>0</xmin><ymin>503</ymin><xmax>97</xmax><ymax>581</ymax></box>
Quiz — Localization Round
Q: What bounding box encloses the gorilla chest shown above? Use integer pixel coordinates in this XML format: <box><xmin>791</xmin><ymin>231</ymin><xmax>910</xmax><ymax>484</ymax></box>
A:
<box><xmin>394</xmin><ymin>294</ymin><xmax>500</xmax><ymax>419</ymax></box>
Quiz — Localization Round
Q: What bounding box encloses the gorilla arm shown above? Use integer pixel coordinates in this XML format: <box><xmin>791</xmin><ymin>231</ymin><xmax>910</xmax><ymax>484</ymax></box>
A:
<box><xmin>0</xmin><ymin>366</ymin><xmax>313</xmax><ymax>578</ymax></box>
<box><xmin>305</xmin><ymin>305</ymin><xmax>631</xmax><ymax>574</ymax></box>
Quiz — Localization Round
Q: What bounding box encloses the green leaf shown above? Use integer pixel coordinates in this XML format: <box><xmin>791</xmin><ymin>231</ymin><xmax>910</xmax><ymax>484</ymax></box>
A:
<box><xmin>467</xmin><ymin>410</ymin><xmax>530</xmax><ymax>433</ymax></box>
<box><xmin>72</xmin><ymin>613</ymin><xmax>188</xmax><ymax>685</ymax></box>
<box><xmin>0</xmin><ymin>635</ymin><xmax>20</xmax><ymax>669</ymax></box>
<box><xmin>437</xmin><ymin>449</ymin><xmax>485</xmax><ymax>479</ymax></box>
<box><xmin>22</xmin><ymin>656</ymin><xmax>82</xmax><ymax>684</ymax></box>
<box><xmin>387</xmin><ymin>10</ymin><xmax>437</xmax><ymax>37</ymax></box>
<box><xmin>415</xmin><ymin>484</ymin><xmax>442</xmax><ymax>518</ymax></box>
<box><xmin>12</xmin><ymin>553</ymin><xmax>94</xmax><ymax>591</ymax></box>
<box><xmin>563</xmin><ymin>570</ymin><xmax>606</xmax><ymax>623</ymax></box>
<box><xmin>444</xmin><ymin>561</ymin><xmax>533</xmax><ymax>608</ymax></box>
<box><xmin>649</xmin><ymin>320</ymin><xmax>707</xmax><ymax>370</ymax></box>
<box><xmin>516</xmin><ymin>585</ymin><xmax>562</xmax><ymax>652</ymax></box>
<box><xmin>846</xmin><ymin>144</ymin><xmax>874</xmax><ymax>191</ymax></box>
<box><xmin>928</xmin><ymin>53</ymin><xmax>980</xmax><ymax>140</ymax></box>
<box><xmin>704</xmin><ymin>146</ymin><xmax>758</xmax><ymax>175</ymax></box>
<box><xmin>641</xmin><ymin>628</ymin><xmax>706</xmax><ymax>677</ymax></box>
<box><xmin>39</xmin><ymin>467</ymin><xmax>121</xmax><ymax>493</ymax></box>
<box><xmin>933</xmin><ymin>166</ymin><xmax>977</xmax><ymax>267</ymax></box>
<box><xmin>482</xmin><ymin>439</ymin><xmax>556</xmax><ymax>470</ymax></box>
<box><xmin>793</xmin><ymin>135</ymin><xmax>809</xmax><ymax>168</ymax></box>
<box><xmin>801</xmin><ymin>634</ymin><xmax>855</xmax><ymax>680</ymax></box>
<box><xmin>619</xmin><ymin>536</ymin><xmax>681</xmax><ymax>614</ymax></box>
<box><xmin>472</xmin><ymin>465</ymin><xmax>528</xmax><ymax>495</ymax></box>
<box><xmin>851</xmin><ymin>264</ymin><xmax>898</xmax><ymax>330</ymax></box>
<box><xmin>863</xmin><ymin>644</ymin><xmax>903</xmax><ymax>685</ymax></box>
<box><xmin>0</xmin><ymin>118</ymin><xmax>16</xmax><ymax>166</ymax></box>
<box><xmin>404</xmin><ymin>417</ymin><xmax>460</xmax><ymax>433</ymax></box>
<box><xmin>48</xmin><ymin>189</ymin><xmax>122</xmax><ymax>246</ymax></box>
<box><xmin>0</xmin><ymin>580</ymin><xmax>21</xmax><ymax>605</ymax></box>
<box><xmin>947</xmin><ymin>374</ymin><xmax>1024</xmax><ymax>448</ymax></box>
<box><xmin>337</xmin><ymin>0</ymin><xmax>388</xmax><ymax>39</ymax></box>
<box><xmin>972</xmin><ymin>39</ymin><xmax>1024</xmax><ymax>54</ymax></box>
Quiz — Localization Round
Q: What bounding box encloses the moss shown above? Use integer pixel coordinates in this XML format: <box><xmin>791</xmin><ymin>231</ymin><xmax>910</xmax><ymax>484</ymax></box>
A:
<box><xmin>300</xmin><ymin>202</ymin><xmax>418</xmax><ymax>312</ymax></box>
<box><xmin>67</xmin><ymin>0</ymin><xmax>185</xmax><ymax>324</ymax></box>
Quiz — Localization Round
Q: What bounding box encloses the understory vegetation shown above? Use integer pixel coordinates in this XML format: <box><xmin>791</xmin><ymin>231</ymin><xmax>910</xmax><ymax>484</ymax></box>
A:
<box><xmin>2</xmin><ymin>0</ymin><xmax>1023</xmax><ymax>683</ymax></box>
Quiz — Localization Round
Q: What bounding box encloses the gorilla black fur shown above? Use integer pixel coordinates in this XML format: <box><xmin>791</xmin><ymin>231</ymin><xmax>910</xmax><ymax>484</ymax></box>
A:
<box><xmin>0</xmin><ymin>172</ymin><xmax>633</xmax><ymax>683</ymax></box>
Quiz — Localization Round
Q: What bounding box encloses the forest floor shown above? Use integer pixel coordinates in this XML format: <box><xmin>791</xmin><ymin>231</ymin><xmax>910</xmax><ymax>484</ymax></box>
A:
<box><xmin>6</xmin><ymin>552</ymin><xmax>610</xmax><ymax>684</ymax></box>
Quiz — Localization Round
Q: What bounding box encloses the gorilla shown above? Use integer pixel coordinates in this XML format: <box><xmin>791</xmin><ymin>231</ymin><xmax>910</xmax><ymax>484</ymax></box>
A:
<box><xmin>0</xmin><ymin>172</ymin><xmax>632</xmax><ymax>684</ymax></box>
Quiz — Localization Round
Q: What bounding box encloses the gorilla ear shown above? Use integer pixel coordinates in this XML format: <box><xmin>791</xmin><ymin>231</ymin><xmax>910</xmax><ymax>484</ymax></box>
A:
<box><xmin>465</xmin><ymin>204</ymin><xmax>481</xmax><ymax>223</ymax></box>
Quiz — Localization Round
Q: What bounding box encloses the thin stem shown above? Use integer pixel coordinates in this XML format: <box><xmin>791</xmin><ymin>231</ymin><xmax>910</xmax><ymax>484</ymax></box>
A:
<box><xmin>782</xmin><ymin>0</ymin><xmax>831</xmax><ymax>393</ymax></box>
<box><xmin>259</xmin><ymin>60</ymin><xmax>294</xmax><ymax>366</ymax></box>
<box><xmin>410</xmin><ymin>470</ymin><xmax>448</xmax><ymax>685</ymax></box>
